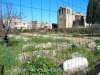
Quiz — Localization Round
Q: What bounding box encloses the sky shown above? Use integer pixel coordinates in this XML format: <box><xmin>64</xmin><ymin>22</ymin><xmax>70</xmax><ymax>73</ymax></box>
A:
<box><xmin>1</xmin><ymin>0</ymin><xmax>89</xmax><ymax>23</ymax></box>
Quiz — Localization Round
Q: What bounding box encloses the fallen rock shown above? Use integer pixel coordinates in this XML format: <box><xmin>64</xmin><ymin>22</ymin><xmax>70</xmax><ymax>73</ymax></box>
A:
<box><xmin>17</xmin><ymin>50</ymin><xmax>56</xmax><ymax>62</ymax></box>
<box><xmin>71</xmin><ymin>52</ymin><xmax>83</xmax><ymax>58</ymax></box>
<box><xmin>87</xmin><ymin>41</ymin><xmax>96</xmax><ymax>49</ymax></box>
<box><xmin>22</xmin><ymin>44</ymin><xmax>34</xmax><ymax>50</ymax></box>
<box><xmin>52</xmin><ymin>43</ymin><xmax>72</xmax><ymax>49</ymax></box>
<box><xmin>46</xmin><ymin>42</ymin><xmax>52</xmax><ymax>48</ymax></box>
<box><xmin>16</xmin><ymin>52</ymin><xmax>31</xmax><ymax>63</ymax></box>
<box><xmin>60</xmin><ymin>57</ymin><xmax>88</xmax><ymax>73</ymax></box>
<box><xmin>35</xmin><ymin>42</ymin><xmax>52</xmax><ymax>49</ymax></box>
<box><xmin>22</xmin><ymin>42</ymin><xmax>52</xmax><ymax>50</ymax></box>
<box><xmin>35</xmin><ymin>44</ymin><xmax>45</xmax><ymax>49</ymax></box>
<box><xmin>33</xmin><ymin>50</ymin><xmax>56</xmax><ymax>58</ymax></box>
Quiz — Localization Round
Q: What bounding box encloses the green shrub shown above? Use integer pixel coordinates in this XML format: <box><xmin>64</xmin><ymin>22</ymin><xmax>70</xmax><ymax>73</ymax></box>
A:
<box><xmin>8</xmin><ymin>39</ymin><xmax>20</xmax><ymax>46</ymax></box>
<box><xmin>20</xmin><ymin>57</ymin><xmax>61</xmax><ymax>75</ymax></box>
<box><xmin>0</xmin><ymin>38</ymin><xmax>20</xmax><ymax>46</ymax></box>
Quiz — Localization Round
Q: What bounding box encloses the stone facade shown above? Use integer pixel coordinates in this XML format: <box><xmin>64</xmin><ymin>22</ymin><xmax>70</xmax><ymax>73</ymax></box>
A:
<box><xmin>32</xmin><ymin>20</ymin><xmax>52</xmax><ymax>29</ymax></box>
<box><xmin>58</xmin><ymin>6</ymin><xmax>73</xmax><ymax>28</ymax></box>
<box><xmin>72</xmin><ymin>12</ymin><xmax>84</xmax><ymax>27</ymax></box>
<box><xmin>58</xmin><ymin>6</ymin><xmax>89</xmax><ymax>28</ymax></box>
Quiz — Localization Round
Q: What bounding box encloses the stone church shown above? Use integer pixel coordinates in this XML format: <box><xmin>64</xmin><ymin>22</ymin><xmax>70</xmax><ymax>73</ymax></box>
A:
<box><xmin>58</xmin><ymin>6</ymin><xmax>89</xmax><ymax>28</ymax></box>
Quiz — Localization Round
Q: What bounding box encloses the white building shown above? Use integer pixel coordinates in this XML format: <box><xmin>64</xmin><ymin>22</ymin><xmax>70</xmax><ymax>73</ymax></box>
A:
<box><xmin>3</xmin><ymin>17</ymin><xmax>32</xmax><ymax>29</ymax></box>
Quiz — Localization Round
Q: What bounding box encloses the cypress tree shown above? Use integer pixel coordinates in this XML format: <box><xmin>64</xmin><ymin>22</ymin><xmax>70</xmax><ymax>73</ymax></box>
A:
<box><xmin>97</xmin><ymin>0</ymin><xmax>100</xmax><ymax>23</ymax></box>
<box><xmin>92</xmin><ymin>0</ymin><xmax>98</xmax><ymax>24</ymax></box>
<box><xmin>86</xmin><ymin>0</ymin><xmax>100</xmax><ymax>24</ymax></box>
<box><xmin>86</xmin><ymin>0</ymin><xmax>94</xmax><ymax>25</ymax></box>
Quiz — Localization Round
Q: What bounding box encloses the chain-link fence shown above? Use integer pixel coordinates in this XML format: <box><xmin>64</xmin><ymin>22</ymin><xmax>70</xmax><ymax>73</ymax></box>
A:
<box><xmin>0</xmin><ymin>0</ymin><xmax>100</xmax><ymax>75</ymax></box>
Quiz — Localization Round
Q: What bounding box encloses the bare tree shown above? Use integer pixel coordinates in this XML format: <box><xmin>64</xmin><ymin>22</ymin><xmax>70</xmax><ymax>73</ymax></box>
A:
<box><xmin>0</xmin><ymin>0</ymin><xmax>26</xmax><ymax>46</ymax></box>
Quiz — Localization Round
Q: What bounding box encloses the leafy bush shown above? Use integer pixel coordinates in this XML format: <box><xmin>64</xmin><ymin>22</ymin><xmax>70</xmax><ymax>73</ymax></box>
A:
<box><xmin>20</xmin><ymin>57</ymin><xmax>61</xmax><ymax>75</ymax></box>
<box><xmin>91</xmin><ymin>24</ymin><xmax>100</xmax><ymax>33</ymax></box>
<box><xmin>85</xmin><ymin>24</ymin><xmax>100</xmax><ymax>36</ymax></box>
<box><xmin>0</xmin><ymin>38</ymin><xmax>22</xmax><ymax>46</ymax></box>
<box><xmin>8</xmin><ymin>39</ymin><xmax>21</xmax><ymax>46</ymax></box>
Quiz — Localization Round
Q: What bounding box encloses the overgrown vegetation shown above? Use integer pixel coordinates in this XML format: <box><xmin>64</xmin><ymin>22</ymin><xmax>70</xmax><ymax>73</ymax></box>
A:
<box><xmin>0</xmin><ymin>35</ymin><xmax>100</xmax><ymax>75</ymax></box>
<box><xmin>19</xmin><ymin>57</ymin><xmax>61</xmax><ymax>75</ymax></box>
<box><xmin>28</xmin><ymin>36</ymin><xmax>70</xmax><ymax>44</ymax></box>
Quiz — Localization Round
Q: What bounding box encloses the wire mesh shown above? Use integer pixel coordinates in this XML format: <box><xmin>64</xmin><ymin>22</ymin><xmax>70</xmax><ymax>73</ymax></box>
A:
<box><xmin>0</xmin><ymin>0</ymin><xmax>100</xmax><ymax>75</ymax></box>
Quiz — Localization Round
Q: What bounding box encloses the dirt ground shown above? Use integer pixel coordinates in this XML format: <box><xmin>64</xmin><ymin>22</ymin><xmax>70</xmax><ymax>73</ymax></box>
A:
<box><xmin>21</xmin><ymin>33</ymin><xmax>100</xmax><ymax>45</ymax></box>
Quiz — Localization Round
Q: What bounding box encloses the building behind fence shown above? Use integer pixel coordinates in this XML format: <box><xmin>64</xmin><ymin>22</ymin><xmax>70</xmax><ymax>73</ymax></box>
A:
<box><xmin>58</xmin><ymin>6</ymin><xmax>90</xmax><ymax>28</ymax></box>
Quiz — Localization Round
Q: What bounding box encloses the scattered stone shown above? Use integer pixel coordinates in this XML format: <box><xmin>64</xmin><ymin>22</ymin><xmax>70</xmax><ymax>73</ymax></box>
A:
<box><xmin>60</xmin><ymin>57</ymin><xmax>88</xmax><ymax>72</ymax></box>
<box><xmin>47</xmin><ymin>42</ymin><xmax>52</xmax><ymax>48</ymax></box>
<box><xmin>52</xmin><ymin>43</ymin><xmax>71</xmax><ymax>49</ymax></box>
<box><xmin>8</xmin><ymin>34</ymin><xmax>29</xmax><ymax>41</ymax></box>
<box><xmin>71</xmin><ymin>52</ymin><xmax>83</xmax><ymax>58</ymax></box>
<box><xmin>15</xmin><ymin>35</ymin><xmax>22</xmax><ymax>40</ymax></box>
<box><xmin>33</xmin><ymin>50</ymin><xmax>56</xmax><ymax>58</ymax></box>
<box><xmin>35</xmin><ymin>44</ymin><xmax>45</xmax><ymax>49</ymax></box>
<box><xmin>52</xmin><ymin>50</ymin><xmax>56</xmax><ymax>56</ymax></box>
<box><xmin>87</xmin><ymin>41</ymin><xmax>96</xmax><ymax>49</ymax></box>
<box><xmin>22</xmin><ymin>42</ymin><xmax>53</xmax><ymax>50</ymax></box>
<box><xmin>42</xmin><ymin>44</ymin><xmax>46</xmax><ymax>49</ymax></box>
<box><xmin>22</xmin><ymin>44</ymin><xmax>34</xmax><ymax>50</ymax></box>
<box><xmin>35</xmin><ymin>42</ymin><xmax>52</xmax><ymax>49</ymax></box>
<box><xmin>8</xmin><ymin>34</ymin><xmax>15</xmax><ymax>38</ymax></box>
<box><xmin>52</xmin><ymin>43</ymin><xmax>81</xmax><ymax>50</ymax></box>
<box><xmin>16</xmin><ymin>52</ymin><xmax>31</xmax><ymax>63</ymax></box>
<box><xmin>17</xmin><ymin>50</ymin><xmax>56</xmax><ymax>62</ymax></box>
